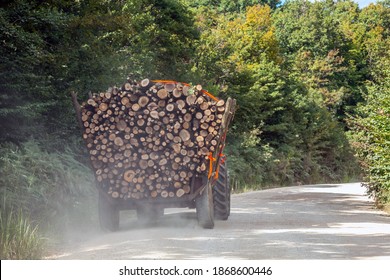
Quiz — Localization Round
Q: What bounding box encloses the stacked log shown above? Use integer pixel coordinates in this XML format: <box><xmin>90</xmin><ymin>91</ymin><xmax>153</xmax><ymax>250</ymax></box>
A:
<box><xmin>80</xmin><ymin>78</ymin><xmax>226</xmax><ymax>200</ymax></box>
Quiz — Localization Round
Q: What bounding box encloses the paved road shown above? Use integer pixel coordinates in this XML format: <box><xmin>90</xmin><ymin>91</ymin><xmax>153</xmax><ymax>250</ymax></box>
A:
<box><xmin>50</xmin><ymin>183</ymin><xmax>390</xmax><ymax>259</ymax></box>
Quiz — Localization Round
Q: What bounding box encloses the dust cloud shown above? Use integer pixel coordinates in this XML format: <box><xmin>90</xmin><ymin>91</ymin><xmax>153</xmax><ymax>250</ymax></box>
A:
<box><xmin>45</xmin><ymin>206</ymin><xmax>201</xmax><ymax>259</ymax></box>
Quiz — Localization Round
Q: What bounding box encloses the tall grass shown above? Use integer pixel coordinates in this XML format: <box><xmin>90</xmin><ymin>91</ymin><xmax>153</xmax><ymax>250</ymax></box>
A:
<box><xmin>0</xmin><ymin>140</ymin><xmax>96</xmax><ymax>228</ymax></box>
<box><xmin>0</xmin><ymin>139</ymin><xmax>97</xmax><ymax>256</ymax></box>
<box><xmin>0</xmin><ymin>207</ymin><xmax>44</xmax><ymax>259</ymax></box>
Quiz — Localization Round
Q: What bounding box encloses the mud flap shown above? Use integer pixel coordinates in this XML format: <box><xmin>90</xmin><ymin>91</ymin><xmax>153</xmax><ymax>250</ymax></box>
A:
<box><xmin>196</xmin><ymin>182</ymin><xmax>215</xmax><ymax>229</ymax></box>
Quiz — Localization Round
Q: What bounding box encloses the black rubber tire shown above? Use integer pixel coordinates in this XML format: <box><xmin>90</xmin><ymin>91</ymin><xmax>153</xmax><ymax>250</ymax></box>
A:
<box><xmin>213</xmin><ymin>160</ymin><xmax>231</xmax><ymax>220</ymax></box>
<box><xmin>137</xmin><ymin>206</ymin><xmax>164</xmax><ymax>222</ymax></box>
<box><xmin>196</xmin><ymin>182</ymin><xmax>215</xmax><ymax>229</ymax></box>
<box><xmin>98</xmin><ymin>192</ymin><xmax>120</xmax><ymax>231</ymax></box>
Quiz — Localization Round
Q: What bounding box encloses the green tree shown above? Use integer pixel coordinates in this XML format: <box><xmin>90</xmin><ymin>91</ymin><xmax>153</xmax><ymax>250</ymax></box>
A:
<box><xmin>122</xmin><ymin>0</ymin><xmax>199</xmax><ymax>80</ymax></box>
<box><xmin>193</xmin><ymin>3</ymin><xmax>358</xmax><ymax>186</ymax></box>
<box><xmin>355</xmin><ymin>2</ymin><xmax>390</xmax><ymax>82</ymax></box>
<box><xmin>0</xmin><ymin>1</ymin><xmax>67</xmax><ymax>142</ymax></box>
<box><xmin>273</xmin><ymin>0</ymin><xmax>359</xmax><ymax>114</ymax></box>
<box><xmin>183</xmin><ymin>0</ymin><xmax>281</xmax><ymax>12</ymax></box>
<box><xmin>194</xmin><ymin>5</ymin><xmax>284</xmax><ymax>131</ymax></box>
<box><xmin>0</xmin><ymin>0</ymin><xmax>130</xmax><ymax>143</ymax></box>
<box><xmin>0</xmin><ymin>0</ymin><xmax>201</xmax><ymax>247</ymax></box>
<box><xmin>0</xmin><ymin>0</ymin><xmax>199</xmax><ymax>144</ymax></box>
<box><xmin>348</xmin><ymin>80</ymin><xmax>390</xmax><ymax>207</ymax></box>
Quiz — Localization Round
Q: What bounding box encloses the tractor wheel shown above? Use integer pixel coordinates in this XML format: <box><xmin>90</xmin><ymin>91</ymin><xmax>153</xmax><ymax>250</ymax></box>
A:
<box><xmin>196</xmin><ymin>182</ymin><xmax>214</xmax><ymax>229</ymax></box>
<box><xmin>213</xmin><ymin>160</ymin><xmax>231</xmax><ymax>220</ymax></box>
<box><xmin>98</xmin><ymin>192</ymin><xmax>120</xmax><ymax>231</ymax></box>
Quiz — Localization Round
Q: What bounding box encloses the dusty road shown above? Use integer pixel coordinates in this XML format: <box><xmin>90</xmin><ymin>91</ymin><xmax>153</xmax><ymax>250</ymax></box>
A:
<box><xmin>49</xmin><ymin>183</ymin><xmax>390</xmax><ymax>259</ymax></box>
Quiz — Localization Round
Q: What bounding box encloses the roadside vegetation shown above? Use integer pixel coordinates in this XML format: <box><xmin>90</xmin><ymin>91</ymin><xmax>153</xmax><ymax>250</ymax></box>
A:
<box><xmin>348</xmin><ymin>79</ymin><xmax>390</xmax><ymax>211</ymax></box>
<box><xmin>0</xmin><ymin>0</ymin><xmax>389</xmax><ymax>258</ymax></box>
<box><xmin>0</xmin><ymin>206</ymin><xmax>43</xmax><ymax>259</ymax></box>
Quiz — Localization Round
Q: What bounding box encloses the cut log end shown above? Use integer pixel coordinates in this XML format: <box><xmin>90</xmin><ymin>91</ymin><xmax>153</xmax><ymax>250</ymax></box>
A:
<box><xmin>176</xmin><ymin>189</ymin><xmax>185</xmax><ymax>197</ymax></box>
<box><xmin>157</xmin><ymin>89</ymin><xmax>168</xmax><ymax>99</ymax></box>
<box><xmin>179</xmin><ymin>129</ymin><xmax>191</xmax><ymax>142</ymax></box>
<box><xmin>141</xmin><ymin>79</ymin><xmax>150</xmax><ymax>88</ymax></box>
<box><xmin>164</xmin><ymin>83</ymin><xmax>176</xmax><ymax>92</ymax></box>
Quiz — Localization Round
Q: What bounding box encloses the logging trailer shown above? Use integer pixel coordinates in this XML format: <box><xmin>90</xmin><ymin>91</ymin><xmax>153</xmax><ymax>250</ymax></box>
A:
<box><xmin>72</xmin><ymin>78</ymin><xmax>236</xmax><ymax>230</ymax></box>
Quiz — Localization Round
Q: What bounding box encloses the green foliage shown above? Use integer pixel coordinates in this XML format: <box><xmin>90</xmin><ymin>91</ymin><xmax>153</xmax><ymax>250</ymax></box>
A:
<box><xmin>273</xmin><ymin>0</ymin><xmax>362</xmax><ymax>116</ymax></box>
<box><xmin>193</xmin><ymin>2</ymin><xmax>359</xmax><ymax>189</ymax></box>
<box><xmin>225</xmin><ymin>128</ymin><xmax>275</xmax><ymax>190</ymax></box>
<box><xmin>0</xmin><ymin>0</ymin><xmax>201</xmax><ymax>256</ymax></box>
<box><xmin>193</xmin><ymin>5</ymin><xmax>280</xmax><ymax>86</ymax></box>
<box><xmin>0</xmin><ymin>0</ymin><xmax>67</xmax><ymax>142</ymax></box>
<box><xmin>348</xmin><ymin>81</ymin><xmax>390</xmax><ymax>206</ymax></box>
<box><xmin>274</xmin><ymin>0</ymin><xmax>349</xmax><ymax>56</ymax></box>
<box><xmin>355</xmin><ymin>2</ymin><xmax>390</xmax><ymax>83</ymax></box>
<box><xmin>0</xmin><ymin>206</ymin><xmax>44</xmax><ymax>260</ymax></box>
<box><xmin>122</xmin><ymin>0</ymin><xmax>199</xmax><ymax>80</ymax></box>
<box><xmin>0</xmin><ymin>0</ymin><xmax>199</xmax><ymax>143</ymax></box>
<box><xmin>183</xmin><ymin>0</ymin><xmax>281</xmax><ymax>12</ymax></box>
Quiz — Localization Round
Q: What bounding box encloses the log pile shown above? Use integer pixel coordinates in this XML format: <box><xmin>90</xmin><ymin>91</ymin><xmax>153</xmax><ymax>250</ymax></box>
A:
<box><xmin>80</xmin><ymin>78</ymin><xmax>226</xmax><ymax>200</ymax></box>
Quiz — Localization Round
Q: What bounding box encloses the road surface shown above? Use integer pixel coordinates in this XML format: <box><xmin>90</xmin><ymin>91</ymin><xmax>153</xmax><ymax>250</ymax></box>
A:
<box><xmin>49</xmin><ymin>183</ymin><xmax>390</xmax><ymax>259</ymax></box>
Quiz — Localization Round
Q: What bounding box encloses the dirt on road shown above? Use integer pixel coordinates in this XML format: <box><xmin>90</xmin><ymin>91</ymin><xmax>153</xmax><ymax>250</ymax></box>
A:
<box><xmin>47</xmin><ymin>183</ymin><xmax>390</xmax><ymax>259</ymax></box>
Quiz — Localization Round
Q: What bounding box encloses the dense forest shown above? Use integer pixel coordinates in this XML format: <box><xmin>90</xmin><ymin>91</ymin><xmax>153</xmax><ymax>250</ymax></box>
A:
<box><xmin>0</xmin><ymin>0</ymin><xmax>389</xmax><ymax>259</ymax></box>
